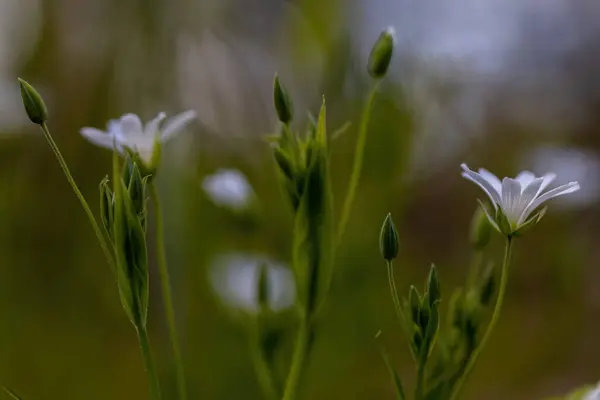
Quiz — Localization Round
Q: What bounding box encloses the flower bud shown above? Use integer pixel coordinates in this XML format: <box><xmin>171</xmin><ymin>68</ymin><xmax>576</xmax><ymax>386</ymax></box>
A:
<box><xmin>367</xmin><ymin>27</ymin><xmax>395</xmax><ymax>79</ymax></box>
<box><xmin>18</xmin><ymin>78</ymin><xmax>48</xmax><ymax>125</ymax></box>
<box><xmin>408</xmin><ymin>285</ymin><xmax>421</xmax><ymax>325</ymax></box>
<box><xmin>379</xmin><ymin>213</ymin><xmax>399</xmax><ymax>262</ymax></box>
<box><xmin>469</xmin><ymin>206</ymin><xmax>492</xmax><ymax>250</ymax></box>
<box><xmin>426</xmin><ymin>264</ymin><xmax>441</xmax><ymax>306</ymax></box>
<box><xmin>257</xmin><ymin>263</ymin><xmax>270</xmax><ymax>311</ymax></box>
<box><xmin>273</xmin><ymin>74</ymin><xmax>293</xmax><ymax>124</ymax></box>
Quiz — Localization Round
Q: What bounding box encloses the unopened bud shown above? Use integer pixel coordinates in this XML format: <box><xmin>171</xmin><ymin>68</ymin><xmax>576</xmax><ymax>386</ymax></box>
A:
<box><xmin>379</xmin><ymin>213</ymin><xmax>399</xmax><ymax>261</ymax></box>
<box><xmin>367</xmin><ymin>27</ymin><xmax>395</xmax><ymax>79</ymax></box>
<box><xmin>18</xmin><ymin>78</ymin><xmax>48</xmax><ymax>125</ymax></box>
<box><xmin>257</xmin><ymin>263</ymin><xmax>270</xmax><ymax>311</ymax></box>
<box><xmin>273</xmin><ymin>74</ymin><xmax>293</xmax><ymax>124</ymax></box>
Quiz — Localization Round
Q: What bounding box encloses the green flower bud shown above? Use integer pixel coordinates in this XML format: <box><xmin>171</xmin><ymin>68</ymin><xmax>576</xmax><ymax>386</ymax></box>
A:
<box><xmin>408</xmin><ymin>285</ymin><xmax>421</xmax><ymax>326</ymax></box>
<box><xmin>426</xmin><ymin>264</ymin><xmax>441</xmax><ymax>306</ymax></box>
<box><xmin>18</xmin><ymin>78</ymin><xmax>48</xmax><ymax>125</ymax></box>
<box><xmin>470</xmin><ymin>206</ymin><xmax>492</xmax><ymax>250</ymax></box>
<box><xmin>127</xmin><ymin>162</ymin><xmax>146</xmax><ymax>217</ymax></box>
<box><xmin>113</xmin><ymin>177</ymin><xmax>149</xmax><ymax>328</ymax></box>
<box><xmin>257</xmin><ymin>263</ymin><xmax>269</xmax><ymax>311</ymax></box>
<box><xmin>379</xmin><ymin>213</ymin><xmax>399</xmax><ymax>262</ymax></box>
<box><xmin>273</xmin><ymin>74</ymin><xmax>293</xmax><ymax>124</ymax></box>
<box><xmin>367</xmin><ymin>27</ymin><xmax>395</xmax><ymax>79</ymax></box>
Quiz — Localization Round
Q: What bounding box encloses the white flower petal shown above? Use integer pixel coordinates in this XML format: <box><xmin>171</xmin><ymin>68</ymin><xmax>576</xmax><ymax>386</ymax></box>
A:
<box><xmin>515</xmin><ymin>171</ymin><xmax>535</xmax><ymax>191</ymax></box>
<box><xmin>161</xmin><ymin>110</ymin><xmax>196</xmax><ymax>141</ymax></box>
<box><xmin>515</xmin><ymin>177</ymin><xmax>544</xmax><ymax>225</ymax></box>
<box><xmin>106</xmin><ymin>119</ymin><xmax>122</xmax><ymax>138</ymax></box>
<box><xmin>521</xmin><ymin>181</ymin><xmax>580</xmax><ymax>221</ymax></box>
<box><xmin>80</xmin><ymin>127</ymin><xmax>115</xmax><ymax>150</ymax></box>
<box><xmin>500</xmin><ymin>177</ymin><xmax>522</xmax><ymax>224</ymax></box>
<box><xmin>119</xmin><ymin>113</ymin><xmax>144</xmax><ymax>136</ymax></box>
<box><xmin>537</xmin><ymin>172</ymin><xmax>556</xmax><ymax>195</ymax></box>
<box><xmin>144</xmin><ymin>112</ymin><xmax>166</xmax><ymax>136</ymax></box>
<box><xmin>478</xmin><ymin>168</ymin><xmax>502</xmax><ymax>195</ymax></box>
<box><xmin>460</xmin><ymin>164</ymin><xmax>502</xmax><ymax>207</ymax></box>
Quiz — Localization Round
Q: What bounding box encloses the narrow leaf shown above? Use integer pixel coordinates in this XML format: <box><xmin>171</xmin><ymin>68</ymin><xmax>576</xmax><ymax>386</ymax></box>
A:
<box><xmin>375</xmin><ymin>331</ymin><xmax>405</xmax><ymax>400</ymax></box>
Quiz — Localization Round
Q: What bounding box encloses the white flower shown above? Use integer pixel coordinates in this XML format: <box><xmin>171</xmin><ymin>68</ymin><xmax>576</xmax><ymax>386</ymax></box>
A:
<box><xmin>583</xmin><ymin>383</ymin><xmax>600</xmax><ymax>400</ymax></box>
<box><xmin>202</xmin><ymin>169</ymin><xmax>254</xmax><ymax>210</ymax></box>
<box><xmin>209</xmin><ymin>252</ymin><xmax>295</xmax><ymax>313</ymax></box>
<box><xmin>461</xmin><ymin>163</ymin><xmax>580</xmax><ymax>236</ymax></box>
<box><xmin>80</xmin><ymin>110</ymin><xmax>196</xmax><ymax>168</ymax></box>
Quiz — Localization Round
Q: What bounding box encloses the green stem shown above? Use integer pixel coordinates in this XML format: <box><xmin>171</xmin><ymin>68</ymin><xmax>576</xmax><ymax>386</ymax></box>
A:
<box><xmin>149</xmin><ymin>183</ymin><xmax>187</xmax><ymax>400</ymax></box>
<box><xmin>40</xmin><ymin>123</ymin><xmax>116</xmax><ymax>275</ymax></box>
<box><xmin>136</xmin><ymin>326</ymin><xmax>163</xmax><ymax>400</ymax></box>
<box><xmin>250</xmin><ymin>328</ymin><xmax>278</xmax><ymax>400</ymax></box>
<box><xmin>449</xmin><ymin>237</ymin><xmax>513</xmax><ymax>400</ymax></box>
<box><xmin>415</xmin><ymin>362</ymin><xmax>426</xmax><ymax>400</ymax></box>
<box><xmin>386</xmin><ymin>262</ymin><xmax>417</xmax><ymax>362</ymax></box>
<box><xmin>336</xmin><ymin>81</ymin><xmax>380</xmax><ymax>246</ymax></box>
<box><xmin>281</xmin><ymin>318</ymin><xmax>309</xmax><ymax>400</ymax></box>
<box><xmin>466</xmin><ymin>250</ymin><xmax>483</xmax><ymax>289</ymax></box>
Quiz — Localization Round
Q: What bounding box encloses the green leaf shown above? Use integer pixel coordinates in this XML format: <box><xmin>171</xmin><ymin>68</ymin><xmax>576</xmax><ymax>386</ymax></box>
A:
<box><xmin>375</xmin><ymin>331</ymin><xmax>405</xmax><ymax>400</ymax></box>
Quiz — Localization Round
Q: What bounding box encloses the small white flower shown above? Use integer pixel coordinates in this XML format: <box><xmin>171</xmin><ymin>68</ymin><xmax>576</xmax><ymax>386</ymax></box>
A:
<box><xmin>461</xmin><ymin>163</ymin><xmax>580</xmax><ymax>236</ymax></box>
<box><xmin>80</xmin><ymin>110</ymin><xmax>196</xmax><ymax>169</ymax></box>
<box><xmin>202</xmin><ymin>169</ymin><xmax>254</xmax><ymax>210</ymax></box>
<box><xmin>209</xmin><ymin>252</ymin><xmax>295</xmax><ymax>313</ymax></box>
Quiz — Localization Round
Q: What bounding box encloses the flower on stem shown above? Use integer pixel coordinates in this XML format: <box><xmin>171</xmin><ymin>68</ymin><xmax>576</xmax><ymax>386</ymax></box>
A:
<box><xmin>18</xmin><ymin>78</ymin><xmax>48</xmax><ymax>125</ymax></box>
<box><xmin>80</xmin><ymin>111</ymin><xmax>196</xmax><ymax>174</ymax></box>
<box><xmin>461</xmin><ymin>163</ymin><xmax>580</xmax><ymax>237</ymax></box>
<box><xmin>367</xmin><ymin>27</ymin><xmax>395</xmax><ymax>79</ymax></box>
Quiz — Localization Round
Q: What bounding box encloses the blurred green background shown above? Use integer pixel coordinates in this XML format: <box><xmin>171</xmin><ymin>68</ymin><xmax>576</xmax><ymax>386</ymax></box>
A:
<box><xmin>1</xmin><ymin>0</ymin><xmax>600</xmax><ymax>399</ymax></box>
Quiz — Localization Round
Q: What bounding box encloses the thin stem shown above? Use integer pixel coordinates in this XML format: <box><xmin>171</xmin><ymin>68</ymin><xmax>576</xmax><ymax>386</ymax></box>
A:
<box><xmin>386</xmin><ymin>261</ymin><xmax>417</xmax><ymax>362</ymax></box>
<box><xmin>149</xmin><ymin>183</ymin><xmax>187</xmax><ymax>400</ymax></box>
<box><xmin>281</xmin><ymin>317</ymin><xmax>309</xmax><ymax>400</ymax></box>
<box><xmin>40</xmin><ymin>123</ymin><xmax>116</xmax><ymax>275</ymax></box>
<box><xmin>136</xmin><ymin>326</ymin><xmax>163</xmax><ymax>400</ymax></box>
<box><xmin>336</xmin><ymin>81</ymin><xmax>380</xmax><ymax>247</ymax></box>
<box><xmin>250</xmin><ymin>327</ymin><xmax>278</xmax><ymax>400</ymax></box>
<box><xmin>449</xmin><ymin>237</ymin><xmax>513</xmax><ymax>400</ymax></box>
<box><xmin>415</xmin><ymin>362</ymin><xmax>426</xmax><ymax>400</ymax></box>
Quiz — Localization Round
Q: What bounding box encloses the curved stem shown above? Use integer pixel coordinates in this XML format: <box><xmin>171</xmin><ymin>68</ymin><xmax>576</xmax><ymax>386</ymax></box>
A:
<box><xmin>281</xmin><ymin>318</ymin><xmax>309</xmax><ymax>400</ymax></box>
<box><xmin>449</xmin><ymin>237</ymin><xmax>513</xmax><ymax>400</ymax></box>
<box><xmin>136</xmin><ymin>326</ymin><xmax>163</xmax><ymax>400</ymax></box>
<box><xmin>386</xmin><ymin>262</ymin><xmax>417</xmax><ymax>363</ymax></box>
<box><xmin>149</xmin><ymin>183</ymin><xmax>187</xmax><ymax>400</ymax></box>
<box><xmin>250</xmin><ymin>328</ymin><xmax>279</xmax><ymax>400</ymax></box>
<box><xmin>336</xmin><ymin>81</ymin><xmax>380</xmax><ymax>247</ymax></box>
<box><xmin>40</xmin><ymin>123</ymin><xmax>116</xmax><ymax>275</ymax></box>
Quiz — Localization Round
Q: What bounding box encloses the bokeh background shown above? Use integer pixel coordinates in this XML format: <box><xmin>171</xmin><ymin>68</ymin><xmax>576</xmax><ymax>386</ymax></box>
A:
<box><xmin>1</xmin><ymin>0</ymin><xmax>600</xmax><ymax>399</ymax></box>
